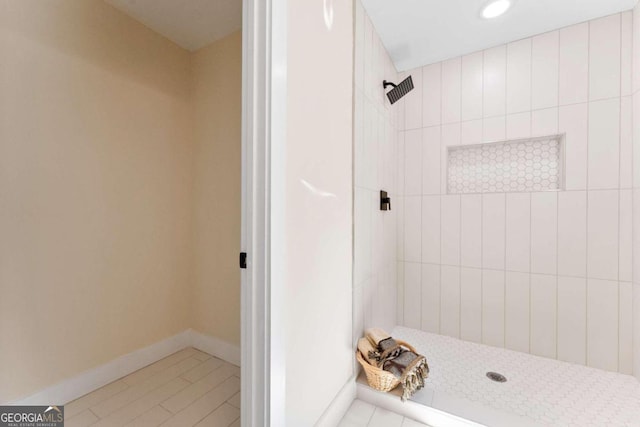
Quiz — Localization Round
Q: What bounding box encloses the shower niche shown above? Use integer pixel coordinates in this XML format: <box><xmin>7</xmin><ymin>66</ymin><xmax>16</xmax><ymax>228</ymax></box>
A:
<box><xmin>446</xmin><ymin>135</ymin><xmax>564</xmax><ymax>195</ymax></box>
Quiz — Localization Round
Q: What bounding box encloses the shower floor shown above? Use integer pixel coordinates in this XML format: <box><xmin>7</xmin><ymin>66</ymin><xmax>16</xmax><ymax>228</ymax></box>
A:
<box><xmin>357</xmin><ymin>326</ymin><xmax>640</xmax><ymax>427</ymax></box>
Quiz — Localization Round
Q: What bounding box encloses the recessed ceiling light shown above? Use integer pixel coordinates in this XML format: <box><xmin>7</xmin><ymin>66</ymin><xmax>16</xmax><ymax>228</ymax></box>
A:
<box><xmin>481</xmin><ymin>0</ymin><xmax>511</xmax><ymax>19</ymax></box>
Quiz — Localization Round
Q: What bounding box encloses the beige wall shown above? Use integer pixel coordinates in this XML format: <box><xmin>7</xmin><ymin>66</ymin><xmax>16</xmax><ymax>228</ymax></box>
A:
<box><xmin>0</xmin><ymin>0</ymin><xmax>241</xmax><ymax>402</ymax></box>
<box><xmin>191</xmin><ymin>32</ymin><xmax>242</xmax><ymax>346</ymax></box>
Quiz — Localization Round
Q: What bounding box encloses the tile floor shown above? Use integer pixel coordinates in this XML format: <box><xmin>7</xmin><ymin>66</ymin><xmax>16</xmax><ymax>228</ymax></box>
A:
<box><xmin>339</xmin><ymin>399</ymin><xmax>431</xmax><ymax>427</ymax></box>
<box><xmin>393</xmin><ymin>326</ymin><xmax>640</xmax><ymax>427</ymax></box>
<box><xmin>65</xmin><ymin>348</ymin><xmax>240</xmax><ymax>427</ymax></box>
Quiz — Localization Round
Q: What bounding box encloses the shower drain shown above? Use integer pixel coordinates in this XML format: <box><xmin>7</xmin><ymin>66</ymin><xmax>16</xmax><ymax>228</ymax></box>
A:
<box><xmin>486</xmin><ymin>372</ymin><xmax>507</xmax><ymax>383</ymax></box>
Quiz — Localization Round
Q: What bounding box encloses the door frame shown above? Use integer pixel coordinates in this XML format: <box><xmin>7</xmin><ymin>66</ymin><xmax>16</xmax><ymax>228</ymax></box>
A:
<box><xmin>240</xmin><ymin>0</ymin><xmax>286</xmax><ymax>425</ymax></box>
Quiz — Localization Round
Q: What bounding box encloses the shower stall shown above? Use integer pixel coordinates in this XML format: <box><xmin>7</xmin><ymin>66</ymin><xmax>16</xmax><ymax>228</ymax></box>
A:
<box><xmin>353</xmin><ymin>1</ymin><xmax>640</xmax><ymax>425</ymax></box>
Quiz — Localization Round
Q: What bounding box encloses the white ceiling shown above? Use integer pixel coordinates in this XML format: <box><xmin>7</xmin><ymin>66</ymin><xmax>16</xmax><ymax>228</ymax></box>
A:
<box><xmin>362</xmin><ymin>0</ymin><xmax>639</xmax><ymax>71</ymax></box>
<box><xmin>104</xmin><ymin>0</ymin><xmax>242</xmax><ymax>51</ymax></box>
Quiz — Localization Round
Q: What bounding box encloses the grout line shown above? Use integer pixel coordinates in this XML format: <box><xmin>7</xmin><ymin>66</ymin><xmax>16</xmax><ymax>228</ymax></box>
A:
<box><xmin>585</xmin><ymin>19</ymin><xmax>591</xmax><ymax>366</ymax></box>
<box><xmin>88</xmin><ymin>408</ymin><xmax>100</xmax><ymax>420</ymax></box>
<box><xmin>617</xmin><ymin>15</ymin><xmax>622</xmax><ymax>370</ymax></box>
<box><xmin>480</xmin><ymin>194</ymin><xmax>484</xmax><ymax>344</ymax></box>
<box><xmin>459</xmin><ymin>194</ymin><xmax>463</xmax><ymax>340</ymax></box>
<box><xmin>503</xmin><ymin>193</ymin><xmax>507</xmax><ymax>348</ymax></box>
<box><xmin>528</xmin><ymin>192</ymin><xmax>533</xmax><ymax>354</ymax></box>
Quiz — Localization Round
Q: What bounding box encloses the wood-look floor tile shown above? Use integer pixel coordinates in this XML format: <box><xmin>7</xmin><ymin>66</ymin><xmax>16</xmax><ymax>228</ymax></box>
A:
<box><xmin>125</xmin><ymin>405</ymin><xmax>172</xmax><ymax>427</ymax></box>
<box><xmin>163</xmin><ymin>364</ymin><xmax>238</xmax><ymax>414</ymax></box>
<box><xmin>159</xmin><ymin>376</ymin><xmax>240</xmax><ymax>427</ymax></box>
<box><xmin>194</xmin><ymin>403</ymin><xmax>239</xmax><ymax>427</ymax></box>
<box><xmin>91</xmin><ymin>357</ymin><xmax>201</xmax><ymax>418</ymax></box>
<box><xmin>226</xmin><ymin>391</ymin><xmax>240</xmax><ymax>409</ymax></box>
<box><xmin>180</xmin><ymin>358</ymin><xmax>224</xmax><ymax>383</ymax></box>
<box><xmin>65</xmin><ymin>380</ymin><xmax>129</xmax><ymax>418</ymax></box>
<box><xmin>191</xmin><ymin>349</ymin><xmax>212</xmax><ymax>362</ymax></box>
<box><xmin>93</xmin><ymin>378</ymin><xmax>189</xmax><ymax>427</ymax></box>
<box><xmin>122</xmin><ymin>349</ymin><xmax>197</xmax><ymax>386</ymax></box>
<box><xmin>65</xmin><ymin>409</ymin><xmax>99</xmax><ymax>427</ymax></box>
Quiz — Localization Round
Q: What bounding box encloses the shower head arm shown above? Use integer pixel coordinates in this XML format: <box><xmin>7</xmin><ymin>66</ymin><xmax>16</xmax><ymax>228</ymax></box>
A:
<box><xmin>383</xmin><ymin>80</ymin><xmax>397</xmax><ymax>89</ymax></box>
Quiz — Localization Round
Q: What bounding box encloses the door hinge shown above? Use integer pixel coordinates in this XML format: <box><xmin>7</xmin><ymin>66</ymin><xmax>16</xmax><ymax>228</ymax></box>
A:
<box><xmin>239</xmin><ymin>252</ymin><xmax>247</xmax><ymax>269</ymax></box>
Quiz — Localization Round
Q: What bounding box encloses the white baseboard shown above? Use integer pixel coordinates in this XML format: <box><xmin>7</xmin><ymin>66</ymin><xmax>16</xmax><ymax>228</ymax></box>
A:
<box><xmin>315</xmin><ymin>376</ymin><xmax>357</xmax><ymax>427</ymax></box>
<box><xmin>8</xmin><ymin>329</ymin><xmax>240</xmax><ymax>406</ymax></box>
<box><xmin>9</xmin><ymin>330</ymin><xmax>191</xmax><ymax>406</ymax></box>
<box><xmin>188</xmin><ymin>329</ymin><xmax>241</xmax><ymax>367</ymax></box>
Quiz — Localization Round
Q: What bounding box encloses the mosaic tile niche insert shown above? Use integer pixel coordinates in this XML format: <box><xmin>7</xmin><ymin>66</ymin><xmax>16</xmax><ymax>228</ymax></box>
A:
<box><xmin>447</xmin><ymin>135</ymin><xmax>563</xmax><ymax>194</ymax></box>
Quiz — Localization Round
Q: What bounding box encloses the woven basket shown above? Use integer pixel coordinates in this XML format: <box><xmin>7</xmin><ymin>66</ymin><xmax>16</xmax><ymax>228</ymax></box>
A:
<box><xmin>356</xmin><ymin>339</ymin><xmax>418</xmax><ymax>393</ymax></box>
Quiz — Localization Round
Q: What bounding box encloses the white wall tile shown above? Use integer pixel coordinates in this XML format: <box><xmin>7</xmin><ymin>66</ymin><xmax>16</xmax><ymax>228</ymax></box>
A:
<box><xmin>441</xmin><ymin>196</ymin><xmax>461</xmax><ymax>265</ymax></box>
<box><xmin>421</xmin><ymin>263</ymin><xmax>440</xmax><ymax>333</ymax></box>
<box><xmin>507</xmin><ymin>38</ymin><xmax>532</xmax><ymax>114</ymax></box>
<box><xmin>635</xmin><ymin>190</ymin><xmax>640</xmax><ymax>285</ymax></box>
<box><xmin>482</xmin><ymin>194</ymin><xmax>506</xmax><ymax>270</ymax></box>
<box><xmin>634</xmin><ymin>95</ymin><xmax>640</xmax><ymax>189</ymax></box>
<box><xmin>376</xmin><ymin>282</ymin><xmax>397</xmax><ymax>333</ymax></box>
<box><xmin>404</xmin><ymin>262</ymin><xmax>422</xmax><ymax>328</ymax></box>
<box><xmin>396</xmin><ymin>262</ymin><xmax>404</xmax><ymax>326</ymax></box>
<box><xmin>354</xmin><ymin>92</ymin><xmax>365</xmax><ymax>187</ymax></box>
<box><xmin>461</xmin><ymin>52</ymin><xmax>484</xmax><ymax>121</ymax></box>
<box><xmin>362</xmin><ymin>16</ymin><xmax>374</xmax><ymax>100</ymax></box>
<box><xmin>483</xmin><ymin>116</ymin><xmax>506</xmax><ymax>143</ymax></box>
<box><xmin>620</xmin><ymin>97</ymin><xmax>633</xmax><ymax>189</ymax></box>
<box><xmin>441</xmin><ymin>123</ymin><xmax>461</xmax><ymax>193</ymax></box>
<box><xmin>587</xmin><ymin>279</ymin><xmax>619</xmax><ymax>371</ymax></box>
<box><xmin>440</xmin><ymin>266</ymin><xmax>461</xmax><ymax>338</ymax></box>
<box><xmin>354</xmin><ymin>188</ymin><xmax>373</xmax><ymax>285</ymax></box>
<box><xmin>532</xmin><ymin>31</ymin><xmax>559</xmax><ymax>110</ymax></box>
<box><xmin>635</xmin><ymin>282</ymin><xmax>640</xmax><ymax>379</ymax></box>
<box><xmin>461</xmin><ymin>195</ymin><xmax>482</xmax><ymax>268</ymax></box>
<box><xmin>422</xmin><ymin>63</ymin><xmax>442</xmax><ymax>128</ymax></box>
<box><xmin>362</xmin><ymin>277</ymin><xmax>375</xmax><ymax>336</ymax></box>
<box><xmin>506</xmin><ymin>112</ymin><xmax>531</xmax><ymax>140</ymax></box>
<box><xmin>619</xmin><ymin>282</ymin><xmax>633</xmax><ymax>374</ymax></box>
<box><xmin>559</xmin><ymin>103</ymin><xmax>588</xmax><ymax>190</ymax></box>
<box><xmin>421</xmin><ymin>195</ymin><xmax>440</xmax><ymax>264</ymax></box>
<box><xmin>505</xmin><ymin>193</ymin><xmax>530</xmax><ymax>272</ymax></box>
<box><xmin>531</xmin><ymin>108</ymin><xmax>559</xmax><ymax>136</ymax></box>
<box><xmin>619</xmin><ymin>189</ymin><xmax>632</xmax><ymax>282</ymax></box>
<box><xmin>588</xmin><ymin>98</ymin><xmax>620</xmax><ymax>190</ymax></box>
<box><xmin>621</xmin><ymin>12</ymin><xmax>633</xmax><ymax>97</ymax></box>
<box><xmin>441</xmin><ymin>122</ymin><xmax>461</xmax><ymax>147</ymax></box>
<box><xmin>461</xmin><ymin>119</ymin><xmax>482</xmax><ymax>145</ymax></box>
<box><xmin>558</xmin><ymin>191</ymin><xmax>587</xmax><ymax>277</ymax></box>
<box><xmin>589</xmin><ymin>14</ymin><xmax>621</xmax><ymax>101</ymax></box>
<box><xmin>531</xmin><ymin>192</ymin><xmax>558</xmax><ymax>275</ymax></box>
<box><xmin>634</xmin><ymin>5</ymin><xmax>640</xmax><ymax>93</ymax></box>
<box><xmin>557</xmin><ymin>276</ymin><xmax>586</xmax><ymax>365</ymax></box>
<box><xmin>442</xmin><ymin>58</ymin><xmax>462</xmax><ymax>124</ymax></box>
<box><xmin>505</xmin><ymin>271</ymin><xmax>530</xmax><ymax>353</ymax></box>
<box><xmin>482</xmin><ymin>269</ymin><xmax>505</xmax><ymax>348</ymax></box>
<box><xmin>460</xmin><ymin>267</ymin><xmax>482</xmax><ymax>343</ymax></box>
<box><xmin>396</xmin><ymin>196</ymin><xmax>404</xmax><ymax>261</ymax></box>
<box><xmin>530</xmin><ymin>274</ymin><xmax>557</xmax><ymax>359</ymax></box>
<box><xmin>354</xmin><ymin>2</ymin><xmax>365</xmax><ymax>90</ymax></box>
<box><xmin>404</xmin><ymin>129</ymin><xmax>422</xmax><ymax>195</ymax></box>
<box><xmin>422</xmin><ymin>126</ymin><xmax>441</xmax><ymax>195</ymax></box>
<box><xmin>587</xmin><ymin>190</ymin><xmax>619</xmax><ymax>280</ymax></box>
<box><xmin>405</xmin><ymin>68</ymin><xmax>423</xmax><ymax>130</ymax></box>
<box><xmin>353</xmin><ymin>284</ymin><xmax>364</xmax><ymax>344</ymax></box>
<box><xmin>404</xmin><ymin>196</ymin><xmax>422</xmax><ymax>263</ymax></box>
<box><xmin>559</xmin><ymin>22</ymin><xmax>589</xmax><ymax>105</ymax></box>
<box><xmin>396</xmin><ymin>132</ymin><xmax>405</xmax><ymax>196</ymax></box>
<box><xmin>483</xmin><ymin>45</ymin><xmax>507</xmax><ymax>118</ymax></box>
